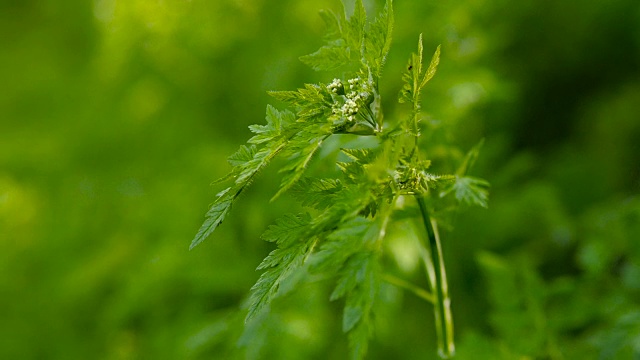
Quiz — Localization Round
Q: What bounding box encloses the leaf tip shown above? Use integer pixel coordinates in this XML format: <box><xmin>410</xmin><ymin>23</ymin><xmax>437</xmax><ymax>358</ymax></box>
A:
<box><xmin>189</xmin><ymin>237</ymin><xmax>202</xmax><ymax>251</ymax></box>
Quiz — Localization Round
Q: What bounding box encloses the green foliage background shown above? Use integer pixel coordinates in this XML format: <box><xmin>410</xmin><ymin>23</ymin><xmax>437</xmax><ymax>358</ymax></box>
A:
<box><xmin>1</xmin><ymin>0</ymin><xmax>639</xmax><ymax>358</ymax></box>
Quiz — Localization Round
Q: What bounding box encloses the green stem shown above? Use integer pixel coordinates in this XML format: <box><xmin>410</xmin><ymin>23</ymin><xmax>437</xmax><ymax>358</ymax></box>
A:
<box><xmin>416</xmin><ymin>196</ymin><xmax>455</xmax><ymax>358</ymax></box>
<box><xmin>381</xmin><ymin>273</ymin><xmax>435</xmax><ymax>304</ymax></box>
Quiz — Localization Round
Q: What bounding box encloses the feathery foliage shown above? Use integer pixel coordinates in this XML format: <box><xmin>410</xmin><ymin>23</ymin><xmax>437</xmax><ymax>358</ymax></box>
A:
<box><xmin>192</xmin><ymin>0</ymin><xmax>488</xmax><ymax>358</ymax></box>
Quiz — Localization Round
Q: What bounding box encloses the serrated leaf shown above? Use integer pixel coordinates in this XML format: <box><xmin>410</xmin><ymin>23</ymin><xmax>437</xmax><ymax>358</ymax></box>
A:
<box><xmin>328</xmin><ymin>215</ymin><xmax>373</xmax><ymax>242</ymax></box>
<box><xmin>192</xmin><ymin>132</ymin><xmax>289</xmax><ymax>249</ymax></box>
<box><xmin>290</xmin><ymin>177</ymin><xmax>343</xmax><ymax>209</ymax></box>
<box><xmin>246</xmin><ymin>174</ymin><xmax>381</xmax><ymax>323</ymax></box>
<box><xmin>422</xmin><ymin>173</ymin><xmax>456</xmax><ymax>192</ymax></box>
<box><xmin>364</xmin><ymin>0</ymin><xmax>394</xmax><ymax>78</ymax></box>
<box><xmin>420</xmin><ymin>45</ymin><xmax>440</xmax><ymax>89</ymax></box>
<box><xmin>331</xmin><ymin>270</ymin><xmax>355</xmax><ymax>301</ymax></box>
<box><xmin>305</xmin><ymin>184</ymin><xmax>378</xmax><ymax>256</ymax></box>
<box><xmin>347</xmin><ymin>0</ymin><xmax>367</xmax><ymax>52</ymax></box>
<box><xmin>397</xmin><ymin>35</ymin><xmax>442</xmax><ymax>137</ymax></box>
<box><xmin>246</xmin><ymin>237</ymin><xmax>317</xmax><ymax>322</ymax></box>
<box><xmin>337</xmin><ymin>161</ymin><xmax>366</xmax><ymax>182</ymax></box>
<box><xmin>300</xmin><ymin>0</ymin><xmax>367</xmax><ymax>72</ymax></box>
<box><xmin>337</xmin><ymin>251</ymin><xmax>379</xmax><ymax>360</ymax></box>
<box><xmin>310</xmin><ymin>217</ymin><xmax>371</xmax><ymax>276</ymax></box>
<box><xmin>235</xmin><ymin>147</ymin><xmax>273</xmax><ymax>184</ymax></box>
<box><xmin>441</xmin><ymin>176</ymin><xmax>490</xmax><ymax>208</ymax></box>
<box><xmin>248</xmin><ymin>105</ymin><xmax>294</xmax><ymax>144</ymax></box>
<box><xmin>416</xmin><ymin>33</ymin><xmax>424</xmax><ymax>75</ymax></box>
<box><xmin>261</xmin><ymin>213</ymin><xmax>312</xmax><ymax>245</ymax></box>
<box><xmin>398</xmin><ymin>35</ymin><xmax>423</xmax><ymax>105</ymax></box>
<box><xmin>268</xmin><ymin>84</ymin><xmax>332</xmax><ymax>121</ymax></box>
<box><xmin>348</xmin><ymin>319</ymin><xmax>373</xmax><ymax>360</ymax></box>
<box><xmin>343</xmin><ymin>306</ymin><xmax>363</xmax><ymax>332</ymax></box>
<box><xmin>341</xmin><ymin>148</ymin><xmax>376</xmax><ymax>163</ymax></box>
<box><xmin>331</xmin><ymin>253</ymin><xmax>366</xmax><ymax>301</ymax></box>
<box><xmin>227</xmin><ymin>144</ymin><xmax>257</xmax><ymax>167</ymax></box>
<box><xmin>272</xmin><ymin>135</ymin><xmax>329</xmax><ymax>201</ymax></box>
<box><xmin>190</xmin><ymin>190</ymin><xmax>235</xmax><ymax>250</ymax></box>
<box><xmin>399</xmin><ymin>35</ymin><xmax>440</xmax><ymax>107</ymax></box>
<box><xmin>336</xmin><ymin>147</ymin><xmax>380</xmax><ymax>184</ymax></box>
<box><xmin>319</xmin><ymin>9</ymin><xmax>341</xmax><ymax>40</ymax></box>
<box><xmin>300</xmin><ymin>44</ymin><xmax>351</xmax><ymax>71</ymax></box>
<box><xmin>317</xmin><ymin>198</ymin><xmax>395</xmax><ymax>360</ymax></box>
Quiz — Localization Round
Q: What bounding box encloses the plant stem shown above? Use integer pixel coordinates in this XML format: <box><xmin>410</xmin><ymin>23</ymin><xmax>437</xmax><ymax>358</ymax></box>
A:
<box><xmin>416</xmin><ymin>196</ymin><xmax>455</xmax><ymax>358</ymax></box>
<box><xmin>381</xmin><ymin>273</ymin><xmax>435</xmax><ymax>304</ymax></box>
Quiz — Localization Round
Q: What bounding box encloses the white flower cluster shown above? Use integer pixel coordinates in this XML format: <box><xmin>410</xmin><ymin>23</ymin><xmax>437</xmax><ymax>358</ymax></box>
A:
<box><xmin>327</xmin><ymin>77</ymin><xmax>372</xmax><ymax>123</ymax></box>
<box><xmin>327</xmin><ymin>78</ymin><xmax>344</xmax><ymax>94</ymax></box>
<box><xmin>347</xmin><ymin>77</ymin><xmax>361</xmax><ymax>87</ymax></box>
<box><xmin>343</xmin><ymin>98</ymin><xmax>359</xmax><ymax>121</ymax></box>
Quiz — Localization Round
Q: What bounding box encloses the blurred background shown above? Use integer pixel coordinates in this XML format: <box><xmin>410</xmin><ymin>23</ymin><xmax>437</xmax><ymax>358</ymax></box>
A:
<box><xmin>1</xmin><ymin>0</ymin><xmax>639</xmax><ymax>358</ymax></box>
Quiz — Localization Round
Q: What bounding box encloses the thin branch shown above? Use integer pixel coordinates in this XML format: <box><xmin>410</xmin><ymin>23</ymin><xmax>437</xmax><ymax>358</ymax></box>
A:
<box><xmin>381</xmin><ymin>273</ymin><xmax>435</xmax><ymax>304</ymax></box>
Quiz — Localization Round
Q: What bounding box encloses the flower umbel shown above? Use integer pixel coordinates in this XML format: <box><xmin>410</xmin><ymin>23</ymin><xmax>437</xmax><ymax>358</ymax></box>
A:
<box><xmin>328</xmin><ymin>76</ymin><xmax>377</xmax><ymax>133</ymax></box>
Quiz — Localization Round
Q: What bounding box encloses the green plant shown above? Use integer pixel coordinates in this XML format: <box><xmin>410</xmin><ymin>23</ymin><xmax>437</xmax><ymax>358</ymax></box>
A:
<box><xmin>191</xmin><ymin>1</ymin><xmax>488</xmax><ymax>358</ymax></box>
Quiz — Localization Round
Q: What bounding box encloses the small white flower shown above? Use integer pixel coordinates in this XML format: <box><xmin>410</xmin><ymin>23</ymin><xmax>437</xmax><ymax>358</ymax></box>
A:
<box><xmin>327</xmin><ymin>78</ymin><xmax>344</xmax><ymax>93</ymax></box>
<box><xmin>342</xmin><ymin>102</ymin><xmax>357</xmax><ymax>117</ymax></box>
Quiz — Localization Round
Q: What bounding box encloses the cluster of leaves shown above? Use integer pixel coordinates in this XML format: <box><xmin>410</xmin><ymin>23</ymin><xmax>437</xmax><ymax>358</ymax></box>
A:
<box><xmin>192</xmin><ymin>0</ymin><xmax>489</xmax><ymax>358</ymax></box>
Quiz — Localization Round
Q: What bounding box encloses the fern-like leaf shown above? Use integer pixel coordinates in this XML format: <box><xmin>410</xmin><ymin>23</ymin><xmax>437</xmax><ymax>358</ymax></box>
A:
<box><xmin>441</xmin><ymin>176</ymin><xmax>490</xmax><ymax>208</ymax></box>
<box><xmin>299</xmin><ymin>0</ymin><xmax>367</xmax><ymax>72</ymax></box>
<box><xmin>190</xmin><ymin>189</ymin><xmax>235</xmax><ymax>250</ymax></box>
<box><xmin>319</xmin><ymin>9</ymin><xmax>342</xmax><ymax>41</ymax></box>
<box><xmin>341</xmin><ymin>148</ymin><xmax>377</xmax><ymax>163</ymax></box>
<box><xmin>245</xmin><ymin>213</ymin><xmax>314</xmax><ymax>322</ymax></box>
<box><xmin>300</xmin><ymin>44</ymin><xmax>352</xmax><ymax>72</ymax></box>
<box><xmin>346</xmin><ymin>0</ymin><xmax>367</xmax><ymax>53</ymax></box>
<box><xmin>364</xmin><ymin>0</ymin><xmax>394</xmax><ymax>79</ymax></box>
<box><xmin>289</xmin><ymin>177</ymin><xmax>343</xmax><ymax>210</ymax></box>
<box><xmin>398</xmin><ymin>35</ymin><xmax>441</xmax><ymax>136</ymax></box>
<box><xmin>272</xmin><ymin>135</ymin><xmax>329</xmax><ymax>200</ymax></box>
<box><xmin>191</xmin><ymin>127</ymin><xmax>288</xmax><ymax>249</ymax></box>
<box><xmin>420</xmin><ymin>44</ymin><xmax>440</xmax><ymax>89</ymax></box>
<box><xmin>311</xmin><ymin>217</ymin><xmax>372</xmax><ymax>276</ymax></box>
<box><xmin>398</xmin><ymin>34</ymin><xmax>424</xmax><ymax>105</ymax></box>
<box><xmin>268</xmin><ymin>83</ymin><xmax>332</xmax><ymax>121</ymax></box>
<box><xmin>246</xmin><ymin>236</ymin><xmax>317</xmax><ymax>322</ymax></box>
<box><xmin>337</xmin><ymin>251</ymin><xmax>379</xmax><ymax>360</ymax></box>
<box><xmin>248</xmin><ymin>105</ymin><xmax>294</xmax><ymax>145</ymax></box>
<box><xmin>261</xmin><ymin>213</ymin><xmax>312</xmax><ymax>246</ymax></box>
<box><xmin>398</xmin><ymin>35</ymin><xmax>441</xmax><ymax>105</ymax></box>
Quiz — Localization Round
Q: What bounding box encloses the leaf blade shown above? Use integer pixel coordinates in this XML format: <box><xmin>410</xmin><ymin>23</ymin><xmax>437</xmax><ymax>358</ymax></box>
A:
<box><xmin>190</xmin><ymin>190</ymin><xmax>235</xmax><ymax>250</ymax></box>
<box><xmin>420</xmin><ymin>44</ymin><xmax>441</xmax><ymax>89</ymax></box>
<box><xmin>246</xmin><ymin>236</ymin><xmax>317</xmax><ymax>322</ymax></box>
